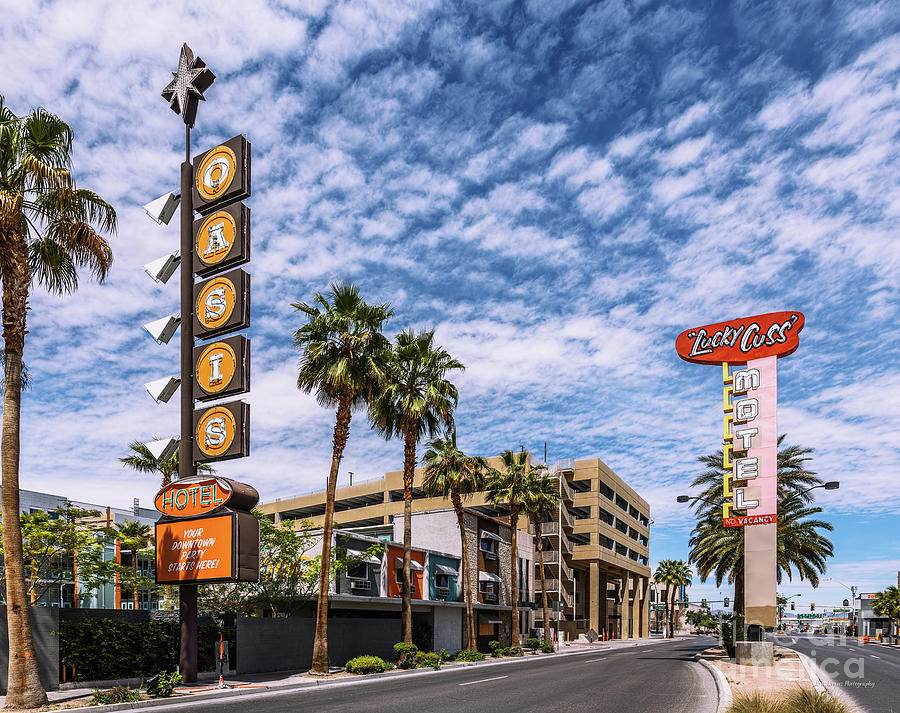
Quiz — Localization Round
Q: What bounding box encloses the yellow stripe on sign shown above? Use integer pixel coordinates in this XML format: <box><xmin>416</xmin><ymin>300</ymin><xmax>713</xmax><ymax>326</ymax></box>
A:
<box><xmin>722</xmin><ymin>385</ymin><xmax>733</xmax><ymax>413</ymax></box>
<box><xmin>722</xmin><ymin>443</ymin><xmax>733</xmax><ymax>469</ymax></box>
<box><xmin>722</xmin><ymin>362</ymin><xmax>732</xmax><ymax>385</ymax></box>
<box><xmin>723</xmin><ymin>470</ymin><xmax>733</xmax><ymax>497</ymax></box>
<box><xmin>723</xmin><ymin>413</ymin><xmax>733</xmax><ymax>442</ymax></box>
<box><xmin>722</xmin><ymin>501</ymin><xmax>732</xmax><ymax>519</ymax></box>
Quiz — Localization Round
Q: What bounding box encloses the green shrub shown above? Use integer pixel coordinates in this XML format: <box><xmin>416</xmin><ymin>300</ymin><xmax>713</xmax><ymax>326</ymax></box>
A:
<box><xmin>540</xmin><ymin>642</ymin><xmax>554</xmax><ymax>654</ymax></box>
<box><xmin>345</xmin><ymin>655</ymin><xmax>389</xmax><ymax>674</ymax></box>
<box><xmin>526</xmin><ymin>637</ymin><xmax>541</xmax><ymax>653</ymax></box>
<box><xmin>502</xmin><ymin>646</ymin><xmax>524</xmax><ymax>657</ymax></box>
<box><xmin>59</xmin><ymin>620</ymin><xmax>230</xmax><ymax>681</ymax></box>
<box><xmin>454</xmin><ymin>649</ymin><xmax>485</xmax><ymax>662</ymax></box>
<box><xmin>394</xmin><ymin>642</ymin><xmax>418</xmax><ymax>669</ymax></box>
<box><xmin>725</xmin><ymin>692</ymin><xmax>781</xmax><ymax>713</ymax></box>
<box><xmin>146</xmin><ymin>671</ymin><xmax>182</xmax><ymax>698</ymax></box>
<box><xmin>416</xmin><ymin>651</ymin><xmax>441</xmax><ymax>668</ymax></box>
<box><xmin>91</xmin><ymin>686</ymin><xmax>140</xmax><ymax>705</ymax></box>
<box><xmin>489</xmin><ymin>640</ymin><xmax>501</xmax><ymax>657</ymax></box>
<box><xmin>780</xmin><ymin>689</ymin><xmax>851</xmax><ymax>713</ymax></box>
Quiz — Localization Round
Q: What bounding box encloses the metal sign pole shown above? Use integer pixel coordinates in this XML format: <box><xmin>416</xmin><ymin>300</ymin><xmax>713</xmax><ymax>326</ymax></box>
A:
<box><xmin>178</xmin><ymin>127</ymin><xmax>198</xmax><ymax>683</ymax></box>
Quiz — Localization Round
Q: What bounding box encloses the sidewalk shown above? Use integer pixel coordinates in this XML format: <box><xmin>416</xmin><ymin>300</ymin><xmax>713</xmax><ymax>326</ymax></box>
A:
<box><xmin>0</xmin><ymin>637</ymin><xmax>679</xmax><ymax>711</ymax></box>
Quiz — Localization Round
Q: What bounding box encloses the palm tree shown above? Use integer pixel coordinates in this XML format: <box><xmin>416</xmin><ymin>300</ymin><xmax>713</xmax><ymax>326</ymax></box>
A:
<box><xmin>687</xmin><ymin>436</ymin><xmax>831</xmax><ymax>614</ymax></box>
<box><xmin>486</xmin><ymin>449</ymin><xmax>533</xmax><ymax>646</ymax></box>
<box><xmin>689</xmin><ymin>495</ymin><xmax>834</xmax><ymax>615</ymax></box>
<box><xmin>872</xmin><ymin>586</ymin><xmax>900</xmax><ymax>641</ymax></box>
<box><xmin>120</xmin><ymin>439</ymin><xmax>213</xmax><ymax>487</ymax></box>
<box><xmin>421</xmin><ymin>428</ymin><xmax>490</xmax><ymax>650</ymax></box>
<box><xmin>114</xmin><ymin>521</ymin><xmax>153</xmax><ymax>610</ymax></box>
<box><xmin>370</xmin><ymin>330</ymin><xmax>463</xmax><ymax>643</ymax></box>
<box><xmin>0</xmin><ymin>98</ymin><xmax>116</xmax><ymax>708</ymax></box>
<box><xmin>292</xmin><ymin>282</ymin><xmax>392</xmax><ymax>675</ymax></box>
<box><xmin>519</xmin><ymin>468</ymin><xmax>561</xmax><ymax>646</ymax></box>
<box><xmin>654</xmin><ymin>560</ymin><xmax>692</xmax><ymax>638</ymax></box>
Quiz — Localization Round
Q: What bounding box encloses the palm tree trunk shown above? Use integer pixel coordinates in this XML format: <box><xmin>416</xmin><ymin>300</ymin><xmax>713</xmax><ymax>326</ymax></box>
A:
<box><xmin>734</xmin><ymin>568</ymin><xmax>745</xmax><ymax>614</ymax></box>
<box><xmin>533</xmin><ymin>515</ymin><xmax>550</xmax><ymax>645</ymax></box>
<box><xmin>451</xmin><ymin>492</ymin><xmax>475</xmax><ymax>650</ymax></box>
<box><xmin>401</xmin><ymin>421</ymin><xmax>417</xmax><ymax>644</ymax></box>
<box><xmin>509</xmin><ymin>505</ymin><xmax>519</xmax><ymax>647</ymax></box>
<box><xmin>310</xmin><ymin>394</ymin><xmax>353</xmax><ymax>675</ymax></box>
<box><xmin>1</xmin><ymin>247</ymin><xmax>49</xmax><ymax>708</ymax></box>
<box><xmin>664</xmin><ymin>583</ymin><xmax>672</xmax><ymax>638</ymax></box>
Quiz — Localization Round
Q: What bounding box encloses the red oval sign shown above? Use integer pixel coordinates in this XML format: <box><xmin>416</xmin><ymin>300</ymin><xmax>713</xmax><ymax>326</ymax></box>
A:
<box><xmin>675</xmin><ymin>311</ymin><xmax>805</xmax><ymax>365</ymax></box>
<box><xmin>155</xmin><ymin>476</ymin><xmax>233</xmax><ymax>518</ymax></box>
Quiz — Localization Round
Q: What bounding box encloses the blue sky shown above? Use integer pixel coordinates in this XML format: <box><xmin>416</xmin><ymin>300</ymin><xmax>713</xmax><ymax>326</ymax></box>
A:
<box><xmin>2</xmin><ymin>0</ymin><xmax>899</xmax><ymax>609</ymax></box>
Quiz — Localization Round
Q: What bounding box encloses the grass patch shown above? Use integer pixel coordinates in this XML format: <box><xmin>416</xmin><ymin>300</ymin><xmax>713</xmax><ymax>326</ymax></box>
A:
<box><xmin>726</xmin><ymin>689</ymin><xmax>850</xmax><ymax>713</ymax></box>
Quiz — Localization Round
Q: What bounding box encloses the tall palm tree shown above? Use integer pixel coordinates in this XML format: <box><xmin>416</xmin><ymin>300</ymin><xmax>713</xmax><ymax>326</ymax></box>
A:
<box><xmin>292</xmin><ymin>283</ymin><xmax>392</xmax><ymax>675</ymax></box>
<box><xmin>120</xmin><ymin>439</ymin><xmax>213</xmax><ymax>487</ymax></box>
<box><xmin>689</xmin><ymin>495</ymin><xmax>834</xmax><ymax>614</ymax></box>
<box><xmin>872</xmin><ymin>586</ymin><xmax>900</xmax><ymax>641</ymax></box>
<box><xmin>687</xmin><ymin>436</ymin><xmax>830</xmax><ymax>613</ymax></box>
<box><xmin>114</xmin><ymin>521</ymin><xmax>153</xmax><ymax>610</ymax></box>
<box><xmin>370</xmin><ymin>330</ymin><xmax>463</xmax><ymax>643</ymax></box>
<box><xmin>519</xmin><ymin>468</ymin><xmax>561</xmax><ymax>645</ymax></box>
<box><xmin>654</xmin><ymin>559</ymin><xmax>692</xmax><ymax>638</ymax></box>
<box><xmin>0</xmin><ymin>98</ymin><xmax>116</xmax><ymax>708</ymax></box>
<box><xmin>486</xmin><ymin>449</ymin><xmax>532</xmax><ymax>646</ymax></box>
<box><xmin>421</xmin><ymin>428</ymin><xmax>490</xmax><ymax>650</ymax></box>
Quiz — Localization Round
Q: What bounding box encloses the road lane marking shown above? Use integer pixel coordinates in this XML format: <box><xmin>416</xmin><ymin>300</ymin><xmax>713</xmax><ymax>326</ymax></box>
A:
<box><xmin>585</xmin><ymin>657</ymin><xmax>606</xmax><ymax>662</ymax></box>
<box><xmin>458</xmin><ymin>675</ymin><xmax>508</xmax><ymax>686</ymax></box>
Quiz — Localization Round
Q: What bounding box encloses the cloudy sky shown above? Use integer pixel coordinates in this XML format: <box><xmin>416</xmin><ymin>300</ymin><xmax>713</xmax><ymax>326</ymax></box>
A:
<box><xmin>2</xmin><ymin>0</ymin><xmax>899</xmax><ymax>609</ymax></box>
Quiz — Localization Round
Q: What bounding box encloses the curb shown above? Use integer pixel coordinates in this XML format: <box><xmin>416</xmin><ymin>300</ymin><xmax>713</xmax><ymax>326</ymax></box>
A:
<box><xmin>796</xmin><ymin>652</ymin><xmax>862</xmax><ymax>713</ymax></box>
<box><xmin>48</xmin><ymin>639</ymin><xmax>674</xmax><ymax>713</ymax></box>
<box><xmin>697</xmin><ymin>657</ymin><xmax>733</xmax><ymax>713</ymax></box>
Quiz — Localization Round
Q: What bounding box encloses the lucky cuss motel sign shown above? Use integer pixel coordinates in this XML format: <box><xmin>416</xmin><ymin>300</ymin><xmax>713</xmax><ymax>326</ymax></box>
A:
<box><xmin>155</xmin><ymin>475</ymin><xmax>260</xmax><ymax>584</ymax></box>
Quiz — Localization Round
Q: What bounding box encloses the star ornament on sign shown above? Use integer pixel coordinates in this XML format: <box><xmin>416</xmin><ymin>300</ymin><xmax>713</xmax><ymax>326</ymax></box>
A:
<box><xmin>161</xmin><ymin>43</ymin><xmax>216</xmax><ymax>128</ymax></box>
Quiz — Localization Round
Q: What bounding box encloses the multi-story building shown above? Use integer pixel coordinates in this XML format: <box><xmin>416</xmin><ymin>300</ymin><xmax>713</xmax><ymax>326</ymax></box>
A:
<box><xmin>0</xmin><ymin>489</ymin><xmax>160</xmax><ymax>610</ymax></box>
<box><xmin>260</xmin><ymin>453</ymin><xmax>652</xmax><ymax>641</ymax></box>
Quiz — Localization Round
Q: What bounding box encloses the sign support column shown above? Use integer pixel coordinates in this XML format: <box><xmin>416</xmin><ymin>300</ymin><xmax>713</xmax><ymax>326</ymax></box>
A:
<box><xmin>179</xmin><ymin>129</ymin><xmax>198</xmax><ymax>682</ymax></box>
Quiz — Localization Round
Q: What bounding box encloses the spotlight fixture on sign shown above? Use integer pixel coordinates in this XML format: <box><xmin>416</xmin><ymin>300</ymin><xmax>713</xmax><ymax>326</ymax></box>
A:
<box><xmin>142</xmin><ymin>193</ymin><xmax>181</xmax><ymax>225</ymax></box>
<box><xmin>144</xmin><ymin>253</ymin><xmax>181</xmax><ymax>284</ymax></box>
<box><xmin>144</xmin><ymin>375</ymin><xmax>181</xmax><ymax>404</ymax></box>
<box><xmin>143</xmin><ymin>437</ymin><xmax>179</xmax><ymax>462</ymax></box>
<box><xmin>143</xmin><ymin>315</ymin><xmax>181</xmax><ymax>344</ymax></box>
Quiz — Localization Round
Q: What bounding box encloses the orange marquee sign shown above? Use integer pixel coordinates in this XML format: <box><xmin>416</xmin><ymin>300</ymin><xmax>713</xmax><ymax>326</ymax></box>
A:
<box><xmin>156</xmin><ymin>514</ymin><xmax>234</xmax><ymax>583</ymax></box>
<box><xmin>155</xmin><ymin>476</ymin><xmax>233</xmax><ymax>518</ymax></box>
<box><xmin>675</xmin><ymin>311</ymin><xmax>805</xmax><ymax>365</ymax></box>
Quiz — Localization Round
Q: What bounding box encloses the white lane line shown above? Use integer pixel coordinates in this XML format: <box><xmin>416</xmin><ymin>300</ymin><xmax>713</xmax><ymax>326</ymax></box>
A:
<box><xmin>584</xmin><ymin>657</ymin><xmax>606</xmax><ymax>662</ymax></box>
<box><xmin>458</xmin><ymin>675</ymin><xmax>508</xmax><ymax>686</ymax></box>
<box><xmin>871</xmin><ymin>655</ymin><xmax>881</xmax><ymax>659</ymax></box>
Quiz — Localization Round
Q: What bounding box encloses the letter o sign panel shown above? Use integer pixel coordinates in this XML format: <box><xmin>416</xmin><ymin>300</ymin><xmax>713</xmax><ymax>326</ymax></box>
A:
<box><xmin>192</xmin><ymin>135</ymin><xmax>251</xmax><ymax>215</ymax></box>
<box><xmin>193</xmin><ymin>400</ymin><xmax>249</xmax><ymax>463</ymax></box>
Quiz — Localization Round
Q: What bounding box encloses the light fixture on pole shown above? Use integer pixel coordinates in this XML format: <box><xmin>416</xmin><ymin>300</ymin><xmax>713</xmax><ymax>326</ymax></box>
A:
<box><xmin>143</xmin><ymin>315</ymin><xmax>180</xmax><ymax>344</ymax></box>
<box><xmin>144</xmin><ymin>376</ymin><xmax>181</xmax><ymax>404</ymax></box>
<box><xmin>142</xmin><ymin>193</ymin><xmax>181</xmax><ymax>225</ymax></box>
<box><xmin>143</xmin><ymin>438</ymin><xmax>179</xmax><ymax>462</ymax></box>
<box><xmin>144</xmin><ymin>253</ymin><xmax>181</xmax><ymax>283</ymax></box>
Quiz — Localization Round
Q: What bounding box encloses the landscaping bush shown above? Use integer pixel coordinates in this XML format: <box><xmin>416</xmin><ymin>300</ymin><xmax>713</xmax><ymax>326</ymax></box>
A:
<box><xmin>146</xmin><ymin>671</ymin><xmax>182</xmax><ymax>698</ymax></box>
<box><xmin>454</xmin><ymin>649</ymin><xmax>485</xmax><ymax>662</ymax></box>
<box><xmin>59</xmin><ymin>620</ymin><xmax>230</xmax><ymax>681</ymax></box>
<box><xmin>416</xmin><ymin>651</ymin><xmax>441</xmax><ymax>668</ymax></box>
<box><xmin>502</xmin><ymin>646</ymin><xmax>524</xmax><ymax>657</ymax></box>
<box><xmin>725</xmin><ymin>689</ymin><xmax>850</xmax><ymax>713</ymax></box>
<box><xmin>489</xmin><ymin>640</ymin><xmax>501</xmax><ymax>657</ymax></box>
<box><xmin>91</xmin><ymin>686</ymin><xmax>140</xmax><ymax>705</ymax></box>
<box><xmin>345</xmin><ymin>655</ymin><xmax>389</xmax><ymax>674</ymax></box>
<box><xmin>526</xmin><ymin>637</ymin><xmax>541</xmax><ymax>653</ymax></box>
<box><xmin>540</xmin><ymin>642</ymin><xmax>554</xmax><ymax>654</ymax></box>
<box><xmin>394</xmin><ymin>642</ymin><xmax>418</xmax><ymax>669</ymax></box>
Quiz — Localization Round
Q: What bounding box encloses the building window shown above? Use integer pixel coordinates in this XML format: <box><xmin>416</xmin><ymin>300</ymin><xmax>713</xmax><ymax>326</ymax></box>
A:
<box><xmin>347</xmin><ymin>563</ymin><xmax>367</xmax><ymax>580</ymax></box>
<box><xmin>479</xmin><ymin>581</ymin><xmax>497</xmax><ymax>602</ymax></box>
<box><xmin>599</xmin><ymin>482</ymin><xmax>614</xmax><ymax>501</ymax></box>
<box><xmin>480</xmin><ymin>530</ymin><xmax>502</xmax><ymax>559</ymax></box>
<box><xmin>615</xmin><ymin>543</ymin><xmax>628</xmax><ymax>556</ymax></box>
<box><xmin>395</xmin><ymin>568</ymin><xmax>416</xmax><ymax>592</ymax></box>
<box><xmin>616</xmin><ymin>495</ymin><xmax>628</xmax><ymax>511</ymax></box>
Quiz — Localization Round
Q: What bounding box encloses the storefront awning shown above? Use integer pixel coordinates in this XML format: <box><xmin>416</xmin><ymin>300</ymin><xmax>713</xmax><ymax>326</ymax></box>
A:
<box><xmin>480</xmin><ymin>530</ymin><xmax>504</xmax><ymax>542</ymax></box>
<box><xmin>479</xmin><ymin>571</ymin><xmax>501</xmax><ymax>582</ymax></box>
<box><xmin>395</xmin><ymin>557</ymin><xmax>423</xmax><ymax>571</ymax></box>
<box><xmin>435</xmin><ymin>564</ymin><xmax>458</xmax><ymax>576</ymax></box>
<box><xmin>348</xmin><ymin>550</ymin><xmax>381</xmax><ymax>565</ymax></box>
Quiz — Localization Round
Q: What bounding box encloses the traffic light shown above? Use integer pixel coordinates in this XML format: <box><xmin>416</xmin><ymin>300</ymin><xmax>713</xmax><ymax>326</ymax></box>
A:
<box><xmin>811</xmin><ymin>603</ymin><xmax>815</xmax><ymax>611</ymax></box>
<box><xmin>724</xmin><ymin>597</ymin><xmax>729</xmax><ymax>607</ymax></box>
<box><xmin>702</xmin><ymin>598</ymin><xmax>707</xmax><ymax>608</ymax></box>
<box><xmin>791</xmin><ymin>602</ymin><xmax>795</xmax><ymax>611</ymax></box>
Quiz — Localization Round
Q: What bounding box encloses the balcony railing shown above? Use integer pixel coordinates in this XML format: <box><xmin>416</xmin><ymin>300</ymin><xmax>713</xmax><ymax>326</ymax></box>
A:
<box><xmin>559</xmin><ymin>478</ymin><xmax>575</xmax><ymax>503</ymax></box>
<box><xmin>533</xmin><ymin>521</ymin><xmax>559</xmax><ymax>536</ymax></box>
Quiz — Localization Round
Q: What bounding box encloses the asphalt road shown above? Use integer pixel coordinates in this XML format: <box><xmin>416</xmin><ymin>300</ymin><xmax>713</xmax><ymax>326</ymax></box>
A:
<box><xmin>157</xmin><ymin>637</ymin><xmax>719</xmax><ymax>713</ymax></box>
<box><xmin>775</xmin><ymin>633</ymin><xmax>900</xmax><ymax>713</ymax></box>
